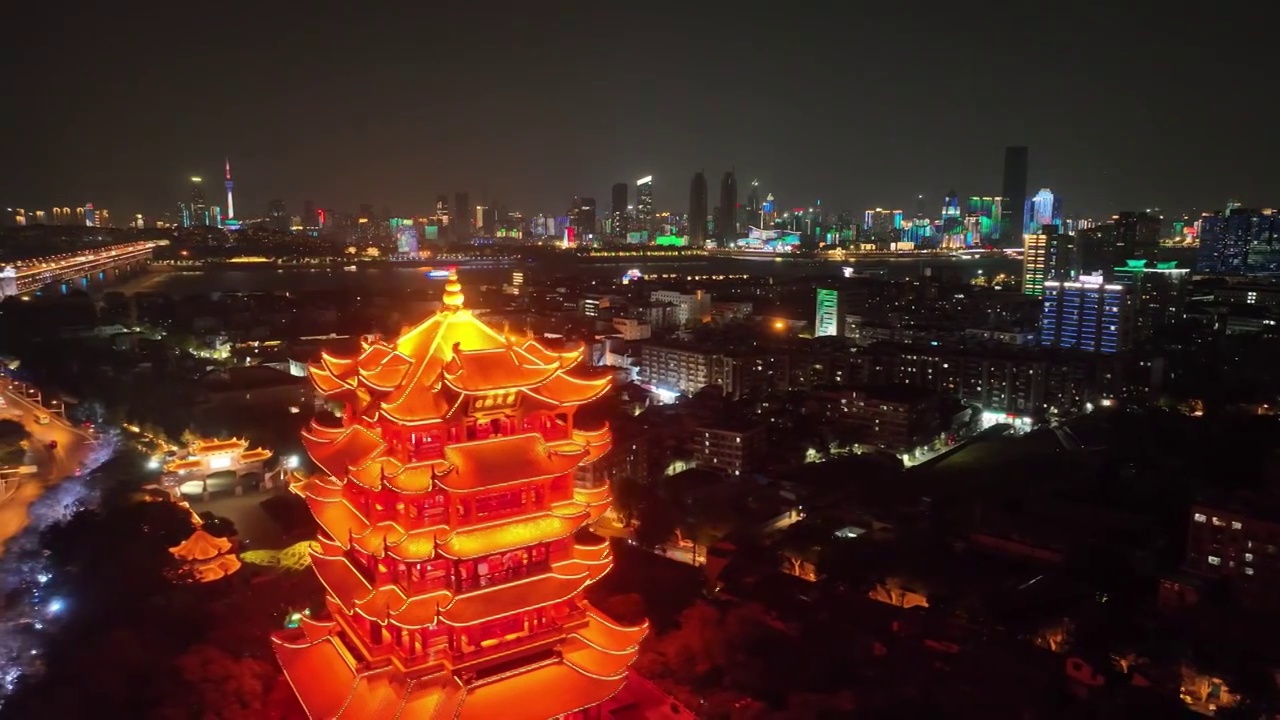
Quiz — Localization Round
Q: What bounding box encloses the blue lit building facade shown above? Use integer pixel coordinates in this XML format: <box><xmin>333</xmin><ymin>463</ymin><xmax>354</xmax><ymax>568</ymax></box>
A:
<box><xmin>1039</xmin><ymin>275</ymin><xmax>1131</xmax><ymax>354</ymax></box>
<box><xmin>1024</xmin><ymin>188</ymin><xmax>1062</xmax><ymax>234</ymax></box>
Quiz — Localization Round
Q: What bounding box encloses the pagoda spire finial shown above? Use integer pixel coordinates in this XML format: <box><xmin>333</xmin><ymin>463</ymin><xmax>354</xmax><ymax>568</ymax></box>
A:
<box><xmin>442</xmin><ymin>271</ymin><xmax>464</xmax><ymax>309</ymax></box>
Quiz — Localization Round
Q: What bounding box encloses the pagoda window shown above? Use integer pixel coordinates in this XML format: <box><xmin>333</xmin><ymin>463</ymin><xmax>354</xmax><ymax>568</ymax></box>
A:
<box><xmin>471</xmin><ymin>613</ymin><xmax>529</xmax><ymax>649</ymax></box>
<box><xmin>421</xmin><ymin>492</ymin><xmax>447</xmax><ymax>525</ymax></box>
<box><xmin>473</xmin><ymin>488</ymin><xmax>526</xmax><ymax>520</ymax></box>
<box><xmin>410</xmin><ymin>429</ymin><xmax>444</xmax><ymax>462</ymax></box>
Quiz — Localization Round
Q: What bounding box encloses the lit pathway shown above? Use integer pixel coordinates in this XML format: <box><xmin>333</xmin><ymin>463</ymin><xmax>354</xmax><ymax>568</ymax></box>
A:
<box><xmin>0</xmin><ymin>387</ymin><xmax>91</xmax><ymax>555</ymax></box>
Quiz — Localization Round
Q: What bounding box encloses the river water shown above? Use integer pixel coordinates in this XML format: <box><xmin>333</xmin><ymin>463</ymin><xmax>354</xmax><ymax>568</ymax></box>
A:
<box><xmin>112</xmin><ymin>255</ymin><xmax>1022</xmax><ymax>296</ymax></box>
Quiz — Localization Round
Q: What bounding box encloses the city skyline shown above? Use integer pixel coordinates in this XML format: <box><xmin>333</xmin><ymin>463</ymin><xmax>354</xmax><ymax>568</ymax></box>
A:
<box><xmin>3</xmin><ymin>5</ymin><xmax>1276</xmax><ymax>219</ymax></box>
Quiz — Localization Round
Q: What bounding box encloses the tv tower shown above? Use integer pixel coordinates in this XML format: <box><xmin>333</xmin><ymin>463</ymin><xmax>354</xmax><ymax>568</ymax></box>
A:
<box><xmin>224</xmin><ymin>157</ymin><xmax>235</xmax><ymax>220</ymax></box>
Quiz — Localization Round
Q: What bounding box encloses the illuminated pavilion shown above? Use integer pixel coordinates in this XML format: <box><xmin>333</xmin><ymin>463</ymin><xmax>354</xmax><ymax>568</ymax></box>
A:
<box><xmin>273</xmin><ymin>274</ymin><xmax>647</xmax><ymax>719</ymax></box>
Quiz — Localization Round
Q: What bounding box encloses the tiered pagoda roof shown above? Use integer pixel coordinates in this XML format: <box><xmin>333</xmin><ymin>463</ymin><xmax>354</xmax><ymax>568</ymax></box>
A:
<box><xmin>169</xmin><ymin>528</ymin><xmax>241</xmax><ymax>582</ymax></box>
<box><xmin>274</xmin><ymin>274</ymin><xmax>644</xmax><ymax>720</ymax></box>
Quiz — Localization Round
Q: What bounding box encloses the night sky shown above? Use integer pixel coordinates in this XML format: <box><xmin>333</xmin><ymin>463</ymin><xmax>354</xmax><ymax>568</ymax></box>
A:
<box><xmin>3</xmin><ymin>3</ymin><xmax>1275</xmax><ymax>220</ymax></box>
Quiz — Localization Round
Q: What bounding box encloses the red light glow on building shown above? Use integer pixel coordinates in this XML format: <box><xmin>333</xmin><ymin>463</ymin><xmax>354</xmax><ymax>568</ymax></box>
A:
<box><xmin>273</xmin><ymin>273</ymin><xmax>645</xmax><ymax>719</ymax></box>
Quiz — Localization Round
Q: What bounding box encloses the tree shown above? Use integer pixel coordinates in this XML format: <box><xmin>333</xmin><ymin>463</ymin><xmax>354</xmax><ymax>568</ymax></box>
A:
<box><xmin>633</xmin><ymin>499</ymin><xmax>680</xmax><ymax>549</ymax></box>
<box><xmin>0</xmin><ymin>417</ymin><xmax>29</xmax><ymax>465</ymax></box>
<box><xmin>156</xmin><ymin>645</ymin><xmax>283</xmax><ymax>720</ymax></box>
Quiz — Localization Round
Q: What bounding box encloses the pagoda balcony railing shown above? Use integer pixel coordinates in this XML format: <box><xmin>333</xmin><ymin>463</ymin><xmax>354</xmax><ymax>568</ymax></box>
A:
<box><xmin>446</xmin><ymin>620</ymin><xmax>578</xmax><ymax>673</ymax></box>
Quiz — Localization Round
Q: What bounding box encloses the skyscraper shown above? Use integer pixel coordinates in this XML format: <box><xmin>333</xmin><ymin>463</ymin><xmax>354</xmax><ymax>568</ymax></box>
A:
<box><xmin>435</xmin><ymin>195</ymin><xmax>451</xmax><ymax>228</ymax></box>
<box><xmin>610</xmin><ymin>182</ymin><xmax>627</xmax><ymax>237</ymax></box>
<box><xmin>635</xmin><ymin>176</ymin><xmax>653</xmax><ymax>236</ymax></box>
<box><xmin>717</xmin><ymin>171</ymin><xmax>738</xmax><ymax>241</ymax></box>
<box><xmin>455</xmin><ymin>192</ymin><xmax>472</xmax><ymax>240</ymax></box>
<box><xmin>1001</xmin><ymin>146</ymin><xmax>1029</xmax><ymax>247</ymax></box>
<box><xmin>746</xmin><ymin>180</ymin><xmax>761</xmax><ymax>228</ymax></box>
<box><xmin>268</xmin><ymin>200</ymin><xmax>287</xmax><ymax>231</ymax></box>
<box><xmin>190</xmin><ymin>177</ymin><xmax>207</xmax><ymax>226</ymax></box>
<box><xmin>224</xmin><ymin>158</ymin><xmax>235</xmax><ymax>220</ymax></box>
<box><xmin>814</xmin><ymin>288</ymin><xmax>845</xmax><ymax>337</ymax></box>
<box><xmin>1024</xmin><ymin>188</ymin><xmax>1062</xmax><ymax>234</ymax></box>
<box><xmin>688</xmin><ymin>171</ymin><xmax>708</xmax><ymax>247</ymax></box>
<box><xmin>569</xmin><ymin>196</ymin><xmax>596</xmax><ymax>239</ymax></box>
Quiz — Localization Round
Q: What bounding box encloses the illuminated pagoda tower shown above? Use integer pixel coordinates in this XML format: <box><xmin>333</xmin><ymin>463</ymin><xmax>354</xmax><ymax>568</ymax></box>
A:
<box><xmin>273</xmin><ymin>273</ymin><xmax>647</xmax><ymax>719</ymax></box>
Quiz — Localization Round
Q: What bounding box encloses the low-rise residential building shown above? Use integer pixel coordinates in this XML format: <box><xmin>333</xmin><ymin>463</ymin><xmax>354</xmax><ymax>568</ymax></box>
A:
<box><xmin>807</xmin><ymin>384</ymin><xmax>941</xmax><ymax>453</ymax></box>
<box><xmin>691</xmin><ymin>420</ymin><xmax>766</xmax><ymax>476</ymax></box>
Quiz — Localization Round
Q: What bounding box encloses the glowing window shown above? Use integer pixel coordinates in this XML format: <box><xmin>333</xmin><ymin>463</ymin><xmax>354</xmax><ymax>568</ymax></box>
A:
<box><xmin>1193</xmin><ymin>513</ymin><xmax>1207</xmax><ymax>523</ymax></box>
<box><xmin>1208</xmin><ymin>556</ymin><xmax>1221</xmax><ymax>566</ymax></box>
<box><xmin>1231</xmin><ymin>521</ymin><xmax>1243</xmax><ymax>530</ymax></box>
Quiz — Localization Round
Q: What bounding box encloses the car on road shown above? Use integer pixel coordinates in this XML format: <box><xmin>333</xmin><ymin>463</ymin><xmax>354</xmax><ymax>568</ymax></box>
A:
<box><xmin>32</xmin><ymin>411</ymin><xmax>50</xmax><ymax>425</ymax></box>
<box><xmin>46</xmin><ymin>440</ymin><xmax>58</xmax><ymax>450</ymax></box>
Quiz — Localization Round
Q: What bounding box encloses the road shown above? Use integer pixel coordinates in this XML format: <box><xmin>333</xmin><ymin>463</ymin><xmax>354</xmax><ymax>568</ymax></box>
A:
<box><xmin>0</xmin><ymin>386</ymin><xmax>92</xmax><ymax>555</ymax></box>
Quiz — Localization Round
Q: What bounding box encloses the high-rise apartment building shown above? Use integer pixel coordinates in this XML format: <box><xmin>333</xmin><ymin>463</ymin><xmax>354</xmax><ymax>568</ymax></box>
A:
<box><xmin>1001</xmin><ymin>146</ymin><xmax>1029</xmax><ymax>247</ymax></box>
<box><xmin>814</xmin><ymin>288</ymin><xmax>845</xmax><ymax>338</ymax></box>
<box><xmin>863</xmin><ymin>209</ymin><xmax>903</xmax><ymax>235</ymax></box>
<box><xmin>635</xmin><ymin>177</ymin><xmax>653</xmax><ymax>237</ymax></box>
<box><xmin>610</xmin><ymin>182</ymin><xmax>627</xmax><ymax>237</ymax></box>
<box><xmin>1023</xmin><ymin>232</ymin><xmax>1049</xmax><ymax>296</ymax></box>
<box><xmin>1039</xmin><ymin>275</ymin><xmax>1130</xmax><ymax>354</ymax></box>
<box><xmin>1112</xmin><ymin>211</ymin><xmax>1162</xmax><ymax>262</ymax></box>
<box><xmin>717</xmin><ymin>171</ymin><xmax>738</xmax><ymax>241</ymax></box>
<box><xmin>688</xmin><ymin>171</ymin><xmax>708</xmax><ymax>247</ymax></box>
<box><xmin>1195</xmin><ymin>208</ymin><xmax>1280</xmax><ymax>275</ymax></box>
<box><xmin>1112</xmin><ymin>260</ymin><xmax>1189</xmax><ymax>341</ymax></box>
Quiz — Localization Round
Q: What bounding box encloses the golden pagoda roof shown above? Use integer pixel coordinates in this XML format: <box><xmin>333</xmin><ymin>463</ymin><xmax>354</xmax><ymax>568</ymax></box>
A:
<box><xmin>308</xmin><ymin>495</ymin><xmax>443</xmax><ymax>561</ymax></box>
<box><xmin>438</xmin><ymin>511</ymin><xmax>587</xmax><ymax>560</ymax></box>
<box><xmin>436</xmin><ymin>433</ymin><xmax>586</xmax><ymax>493</ymax></box>
<box><xmin>164</xmin><ymin>457</ymin><xmax>204</xmax><ymax>473</ymax></box>
<box><xmin>170</xmin><ymin>529</ymin><xmax>233</xmax><ymax>561</ymax></box>
<box><xmin>304</xmin><ymin>275</ymin><xmax>613</xmax><ymax>431</ymax></box>
<box><xmin>191</xmin><ymin>553</ymin><xmax>242</xmax><ymax>582</ymax></box>
<box><xmin>578</xmin><ymin>602</ymin><xmax>651</xmax><ymax>652</ymax></box>
<box><xmin>518</xmin><ymin>337</ymin><xmax>585</xmax><ymax>370</ymax></box>
<box><xmin>190</xmin><ymin>437</ymin><xmax>249</xmax><ymax>454</ymax></box>
<box><xmin>275</xmin><ymin>626</ymin><xmax>632</xmax><ymax>720</ymax></box>
<box><xmin>439</xmin><ymin>571</ymin><xmax>590</xmax><ymax>627</ymax></box>
<box><xmin>303</xmin><ymin>424</ymin><xmax>385</xmax><ymax>480</ymax></box>
<box><xmin>442</xmin><ymin>347</ymin><xmax>560</xmax><ymax>393</ymax></box>
<box><xmin>309</xmin><ymin>538</ymin><xmax>611</xmax><ymax>630</ymax></box>
<box><xmin>240</xmin><ymin>447</ymin><xmax>272</xmax><ymax>463</ymax></box>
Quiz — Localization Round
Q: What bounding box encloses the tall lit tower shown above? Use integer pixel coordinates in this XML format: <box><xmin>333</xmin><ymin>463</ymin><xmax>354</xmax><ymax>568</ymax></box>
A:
<box><xmin>274</xmin><ymin>274</ymin><xmax>646</xmax><ymax>719</ymax></box>
<box><xmin>224</xmin><ymin>158</ymin><xmax>235</xmax><ymax>220</ymax></box>
<box><xmin>636</xmin><ymin>176</ymin><xmax>653</xmax><ymax>236</ymax></box>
